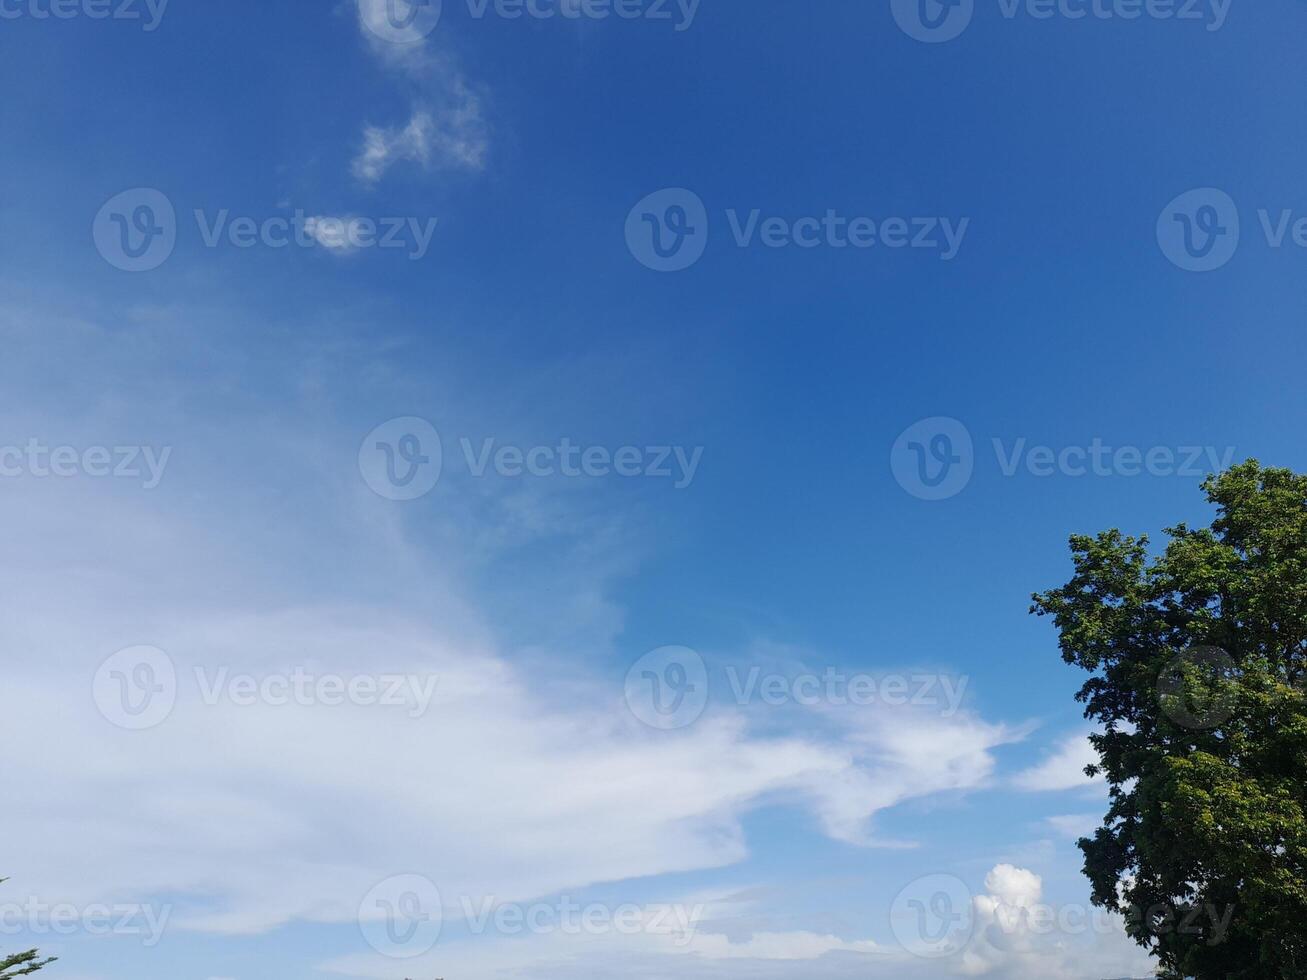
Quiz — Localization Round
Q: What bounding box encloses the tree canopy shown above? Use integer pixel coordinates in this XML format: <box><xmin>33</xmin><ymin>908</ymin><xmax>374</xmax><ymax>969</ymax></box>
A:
<box><xmin>1032</xmin><ymin>461</ymin><xmax>1307</xmax><ymax>978</ymax></box>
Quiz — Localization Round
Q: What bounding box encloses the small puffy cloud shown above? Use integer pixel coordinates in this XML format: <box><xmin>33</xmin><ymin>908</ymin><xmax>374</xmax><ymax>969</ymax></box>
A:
<box><xmin>303</xmin><ymin>215</ymin><xmax>367</xmax><ymax>253</ymax></box>
<box><xmin>982</xmin><ymin>865</ymin><xmax>1042</xmax><ymax>909</ymax></box>
<box><xmin>957</xmin><ymin>864</ymin><xmax>1154</xmax><ymax>979</ymax></box>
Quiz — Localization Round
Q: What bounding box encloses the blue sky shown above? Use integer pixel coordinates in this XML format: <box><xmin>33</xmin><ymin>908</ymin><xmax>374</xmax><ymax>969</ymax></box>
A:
<box><xmin>2</xmin><ymin>1</ymin><xmax>1305</xmax><ymax>978</ymax></box>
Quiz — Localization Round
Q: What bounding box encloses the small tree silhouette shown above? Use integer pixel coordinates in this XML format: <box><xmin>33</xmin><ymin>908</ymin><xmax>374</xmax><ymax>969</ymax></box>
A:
<box><xmin>1</xmin><ymin>879</ymin><xmax>54</xmax><ymax>978</ymax></box>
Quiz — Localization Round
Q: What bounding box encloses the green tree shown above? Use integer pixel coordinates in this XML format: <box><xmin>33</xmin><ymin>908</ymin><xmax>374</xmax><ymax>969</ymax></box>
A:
<box><xmin>1032</xmin><ymin>461</ymin><xmax>1307</xmax><ymax>979</ymax></box>
<box><xmin>0</xmin><ymin>879</ymin><xmax>53</xmax><ymax>978</ymax></box>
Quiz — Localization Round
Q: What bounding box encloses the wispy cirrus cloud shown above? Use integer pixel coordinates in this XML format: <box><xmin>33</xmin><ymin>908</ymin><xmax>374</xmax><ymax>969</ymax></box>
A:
<box><xmin>1013</xmin><ymin>731</ymin><xmax>1105</xmax><ymax>792</ymax></box>
<box><xmin>351</xmin><ymin>0</ymin><xmax>488</xmax><ymax>184</ymax></box>
<box><xmin>0</xmin><ymin>300</ymin><xmax>1022</xmax><ymax>959</ymax></box>
<box><xmin>353</xmin><ymin>103</ymin><xmax>486</xmax><ymax>183</ymax></box>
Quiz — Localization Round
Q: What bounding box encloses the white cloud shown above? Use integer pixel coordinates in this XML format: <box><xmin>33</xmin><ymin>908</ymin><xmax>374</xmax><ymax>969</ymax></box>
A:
<box><xmin>0</xmin><ymin>303</ymin><xmax>1151</xmax><ymax>980</ymax></box>
<box><xmin>957</xmin><ymin>865</ymin><xmax>1154</xmax><ymax>980</ymax></box>
<box><xmin>355</xmin><ymin>0</ymin><xmax>438</xmax><ymax>49</ymax></box>
<box><xmin>303</xmin><ymin>215</ymin><xmax>367</xmax><ymax>252</ymax></box>
<box><xmin>352</xmin><ymin>103</ymin><xmax>486</xmax><ymax>184</ymax></box>
<box><xmin>1012</xmin><ymin>732</ymin><xmax>1104</xmax><ymax>792</ymax></box>
<box><xmin>0</xmin><ymin>307</ymin><xmax>1023</xmax><ymax>952</ymax></box>
<box><xmin>801</xmin><ymin>706</ymin><xmax>1027</xmax><ymax>845</ymax></box>
<box><xmin>351</xmin><ymin>0</ymin><xmax>488</xmax><ymax>184</ymax></box>
<box><xmin>4</xmin><ymin>605</ymin><xmax>1022</xmax><ymax>937</ymax></box>
<box><xmin>982</xmin><ymin>864</ymin><xmax>1042</xmax><ymax>909</ymax></box>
